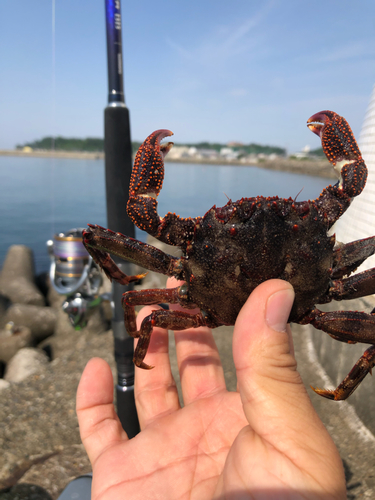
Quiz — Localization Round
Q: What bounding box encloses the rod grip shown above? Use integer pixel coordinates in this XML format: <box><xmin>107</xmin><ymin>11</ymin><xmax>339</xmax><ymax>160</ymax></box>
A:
<box><xmin>116</xmin><ymin>384</ymin><xmax>140</xmax><ymax>439</ymax></box>
<box><xmin>104</xmin><ymin>105</ymin><xmax>135</xmax><ymax>238</ymax></box>
<box><xmin>105</xmin><ymin>105</ymin><xmax>139</xmax><ymax>436</ymax></box>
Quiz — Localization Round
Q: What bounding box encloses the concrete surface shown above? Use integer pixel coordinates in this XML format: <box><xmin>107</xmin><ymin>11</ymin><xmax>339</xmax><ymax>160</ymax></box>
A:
<box><xmin>309</xmin><ymin>296</ymin><xmax>375</xmax><ymax>437</ymax></box>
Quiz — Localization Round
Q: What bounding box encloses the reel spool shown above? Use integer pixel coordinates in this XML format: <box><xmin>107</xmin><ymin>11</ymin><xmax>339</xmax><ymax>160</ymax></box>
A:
<box><xmin>47</xmin><ymin>228</ymin><xmax>107</xmax><ymax>326</ymax></box>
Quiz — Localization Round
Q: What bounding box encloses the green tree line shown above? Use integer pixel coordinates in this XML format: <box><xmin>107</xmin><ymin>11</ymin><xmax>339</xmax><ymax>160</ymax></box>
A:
<box><xmin>16</xmin><ymin>137</ymin><xmax>105</xmax><ymax>152</ymax></box>
<box><xmin>16</xmin><ymin>136</ymin><xmax>287</xmax><ymax>156</ymax></box>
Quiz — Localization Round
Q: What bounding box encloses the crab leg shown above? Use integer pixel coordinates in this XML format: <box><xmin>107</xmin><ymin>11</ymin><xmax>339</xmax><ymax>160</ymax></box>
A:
<box><xmin>307</xmin><ymin>111</ymin><xmax>367</xmax><ymax>228</ymax></box>
<box><xmin>126</xmin><ymin>129</ymin><xmax>201</xmax><ymax>246</ymax></box>
<box><xmin>134</xmin><ymin>309</ymin><xmax>213</xmax><ymax>369</ymax></box>
<box><xmin>121</xmin><ymin>286</ymin><xmax>194</xmax><ymax>336</ymax></box>
<box><xmin>120</xmin><ymin>286</ymin><xmax>217</xmax><ymax>369</ymax></box>
<box><xmin>304</xmin><ymin>308</ymin><xmax>375</xmax><ymax>400</ymax></box>
<box><xmin>312</xmin><ymin>346</ymin><xmax>375</xmax><ymax>401</ymax></box>
<box><xmin>82</xmin><ymin>224</ymin><xmax>183</xmax><ymax>284</ymax></box>
<box><xmin>331</xmin><ymin>236</ymin><xmax>375</xmax><ymax>279</ymax></box>
<box><xmin>329</xmin><ymin>268</ymin><xmax>375</xmax><ymax>301</ymax></box>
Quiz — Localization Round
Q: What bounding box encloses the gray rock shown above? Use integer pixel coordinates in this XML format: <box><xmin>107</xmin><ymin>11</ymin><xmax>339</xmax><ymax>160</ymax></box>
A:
<box><xmin>5</xmin><ymin>304</ymin><xmax>57</xmax><ymax>343</ymax></box>
<box><xmin>0</xmin><ymin>483</ymin><xmax>52</xmax><ymax>500</ymax></box>
<box><xmin>0</xmin><ymin>326</ymin><xmax>32</xmax><ymax>363</ymax></box>
<box><xmin>98</xmin><ymin>275</ymin><xmax>113</xmax><ymax>322</ymax></box>
<box><xmin>18</xmin><ymin>445</ymin><xmax>91</xmax><ymax>500</ymax></box>
<box><xmin>4</xmin><ymin>347</ymin><xmax>49</xmax><ymax>383</ymax></box>
<box><xmin>39</xmin><ymin>304</ymin><xmax>109</xmax><ymax>361</ymax></box>
<box><xmin>0</xmin><ymin>277</ymin><xmax>45</xmax><ymax>308</ymax></box>
<box><xmin>0</xmin><ymin>246</ymin><xmax>45</xmax><ymax>306</ymax></box>
<box><xmin>0</xmin><ymin>379</ymin><xmax>10</xmax><ymax>391</ymax></box>
<box><xmin>46</xmin><ymin>280</ymin><xmax>64</xmax><ymax>310</ymax></box>
<box><xmin>0</xmin><ymin>294</ymin><xmax>11</xmax><ymax>329</ymax></box>
<box><xmin>53</xmin><ymin>306</ymin><xmax>76</xmax><ymax>337</ymax></box>
<box><xmin>0</xmin><ymin>245</ymin><xmax>35</xmax><ymax>282</ymax></box>
<box><xmin>82</xmin><ymin>305</ymin><xmax>109</xmax><ymax>335</ymax></box>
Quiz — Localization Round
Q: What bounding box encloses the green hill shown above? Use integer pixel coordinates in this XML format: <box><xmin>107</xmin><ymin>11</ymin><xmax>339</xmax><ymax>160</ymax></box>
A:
<box><xmin>16</xmin><ymin>136</ymin><xmax>286</xmax><ymax>156</ymax></box>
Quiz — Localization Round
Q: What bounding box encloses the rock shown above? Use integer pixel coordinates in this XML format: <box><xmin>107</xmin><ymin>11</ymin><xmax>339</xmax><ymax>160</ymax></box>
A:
<box><xmin>0</xmin><ymin>483</ymin><xmax>52</xmax><ymax>500</ymax></box>
<box><xmin>0</xmin><ymin>246</ymin><xmax>45</xmax><ymax>306</ymax></box>
<box><xmin>0</xmin><ymin>277</ymin><xmax>45</xmax><ymax>307</ymax></box>
<box><xmin>5</xmin><ymin>304</ymin><xmax>57</xmax><ymax>343</ymax></box>
<box><xmin>0</xmin><ymin>379</ymin><xmax>10</xmax><ymax>391</ymax></box>
<box><xmin>0</xmin><ymin>294</ymin><xmax>11</xmax><ymax>329</ymax></box>
<box><xmin>0</xmin><ymin>245</ymin><xmax>35</xmax><ymax>282</ymax></box>
<box><xmin>35</xmin><ymin>272</ymin><xmax>50</xmax><ymax>299</ymax></box>
<box><xmin>98</xmin><ymin>275</ymin><xmax>112</xmax><ymax>322</ymax></box>
<box><xmin>0</xmin><ymin>326</ymin><xmax>32</xmax><ymax>363</ymax></box>
<box><xmin>53</xmin><ymin>307</ymin><xmax>76</xmax><ymax>337</ymax></box>
<box><xmin>4</xmin><ymin>348</ymin><xmax>49</xmax><ymax>383</ymax></box>
<box><xmin>18</xmin><ymin>445</ymin><xmax>91</xmax><ymax>500</ymax></box>
<box><xmin>100</xmin><ymin>297</ymin><xmax>112</xmax><ymax>323</ymax></box>
<box><xmin>39</xmin><ymin>305</ymin><xmax>109</xmax><ymax>362</ymax></box>
<box><xmin>46</xmin><ymin>280</ymin><xmax>64</xmax><ymax>310</ymax></box>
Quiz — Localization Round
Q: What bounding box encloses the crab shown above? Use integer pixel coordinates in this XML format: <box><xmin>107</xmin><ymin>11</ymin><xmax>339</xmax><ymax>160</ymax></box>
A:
<box><xmin>83</xmin><ymin>110</ymin><xmax>375</xmax><ymax>401</ymax></box>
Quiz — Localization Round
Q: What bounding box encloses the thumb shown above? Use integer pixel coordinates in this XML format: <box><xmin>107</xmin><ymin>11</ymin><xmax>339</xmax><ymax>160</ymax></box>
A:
<box><xmin>233</xmin><ymin>279</ymin><xmax>314</xmax><ymax>431</ymax></box>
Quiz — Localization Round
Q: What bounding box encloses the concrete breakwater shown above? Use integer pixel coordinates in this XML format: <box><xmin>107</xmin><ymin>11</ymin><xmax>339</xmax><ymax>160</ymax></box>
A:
<box><xmin>0</xmin><ymin>245</ymin><xmax>111</xmax><ymax>498</ymax></box>
<box><xmin>0</xmin><ymin>149</ymin><xmax>334</xmax><ymax>179</ymax></box>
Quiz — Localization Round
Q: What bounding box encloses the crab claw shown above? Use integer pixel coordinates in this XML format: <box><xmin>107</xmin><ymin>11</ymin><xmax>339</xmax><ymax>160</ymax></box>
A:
<box><xmin>129</xmin><ymin>129</ymin><xmax>174</xmax><ymax>198</ymax></box>
<box><xmin>307</xmin><ymin>111</ymin><xmax>328</xmax><ymax>138</ymax></box>
<box><xmin>307</xmin><ymin>110</ymin><xmax>361</xmax><ymax>165</ymax></box>
<box><xmin>307</xmin><ymin>111</ymin><xmax>367</xmax><ymax>198</ymax></box>
<box><xmin>127</xmin><ymin>129</ymin><xmax>174</xmax><ymax>233</ymax></box>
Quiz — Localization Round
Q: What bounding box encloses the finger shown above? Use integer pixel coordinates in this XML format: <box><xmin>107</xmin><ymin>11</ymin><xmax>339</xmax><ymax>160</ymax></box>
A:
<box><xmin>233</xmin><ymin>279</ymin><xmax>338</xmax><ymax>454</ymax></box>
<box><xmin>134</xmin><ymin>304</ymin><xmax>180</xmax><ymax>428</ymax></box>
<box><xmin>167</xmin><ymin>277</ymin><xmax>227</xmax><ymax>405</ymax></box>
<box><xmin>76</xmin><ymin>358</ymin><xmax>127</xmax><ymax>466</ymax></box>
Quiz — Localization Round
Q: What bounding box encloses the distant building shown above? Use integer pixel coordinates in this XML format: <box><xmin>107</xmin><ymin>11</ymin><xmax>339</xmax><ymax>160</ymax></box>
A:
<box><xmin>165</xmin><ymin>146</ymin><xmax>190</xmax><ymax>159</ymax></box>
<box><xmin>291</xmin><ymin>145</ymin><xmax>311</xmax><ymax>159</ymax></box>
<box><xmin>195</xmin><ymin>148</ymin><xmax>220</xmax><ymax>160</ymax></box>
<box><xmin>220</xmin><ymin>147</ymin><xmax>240</xmax><ymax>160</ymax></box>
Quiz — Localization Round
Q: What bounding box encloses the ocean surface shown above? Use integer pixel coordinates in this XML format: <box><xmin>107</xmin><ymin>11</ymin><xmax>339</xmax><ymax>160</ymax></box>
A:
<box><xmin>0</xmin><ymin>156</ymin><xmax>330</xmax><ymax>274</ymax></box>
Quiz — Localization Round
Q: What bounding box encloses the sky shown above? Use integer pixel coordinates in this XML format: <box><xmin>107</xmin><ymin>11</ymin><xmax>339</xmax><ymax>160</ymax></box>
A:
<box><xmin>1</xmin><ymin>1</ymin><xmax>375</xmax><ymax>153</ymax></box>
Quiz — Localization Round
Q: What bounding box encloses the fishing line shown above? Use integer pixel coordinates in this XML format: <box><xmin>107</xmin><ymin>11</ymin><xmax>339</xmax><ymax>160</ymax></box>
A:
<box><xmin>50</xmin><ymin>0</ymin><xmax>56</xmax><ymax>236</ymax></box>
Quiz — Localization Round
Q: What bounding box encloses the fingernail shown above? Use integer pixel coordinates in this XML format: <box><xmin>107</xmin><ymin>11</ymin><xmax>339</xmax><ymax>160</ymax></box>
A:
<box><xmin>266</xmin><ymin>287</ymin><xmax>295</xmax><ymax>332</ymax></box>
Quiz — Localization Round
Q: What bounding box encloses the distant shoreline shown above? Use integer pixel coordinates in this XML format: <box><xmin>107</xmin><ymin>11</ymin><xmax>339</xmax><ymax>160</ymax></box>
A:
<box><xmin>0</xmin><ymin>148</ymin><xmax>335</xmax><ymax>179</ymax></box>
<box><xmin>0</xmin><ymin>149</ymin><xmax>104</xmax><ymax>160</ymax></box>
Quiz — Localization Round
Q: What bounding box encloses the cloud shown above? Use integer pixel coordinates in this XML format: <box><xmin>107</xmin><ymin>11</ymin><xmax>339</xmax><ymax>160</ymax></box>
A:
<box><xmin>219</xmin><ymin>0</ymin><xmax>276</xmax><ymax>55</ymax></box>
<box><xmin>165</xmin><ymin>38</ymin><xmax>194</xmax><ymax>61</ymax></box>
<box><xmin>166</xmin><ymin>0</ymin><xmax>276</xmax><ymax>65</ymax></box>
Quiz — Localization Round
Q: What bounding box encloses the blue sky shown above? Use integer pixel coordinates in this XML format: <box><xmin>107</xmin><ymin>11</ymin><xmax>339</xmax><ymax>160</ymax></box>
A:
<box><xmin>1</xmin><ymin>0</ymin><xmax>375</xmax><ymax>153</ymax></box>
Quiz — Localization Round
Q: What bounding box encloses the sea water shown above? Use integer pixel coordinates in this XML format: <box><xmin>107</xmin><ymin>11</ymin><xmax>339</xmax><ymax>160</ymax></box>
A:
<box><xmin>0</xmin><ymin>156</ymin><xmax>329</xmax><ymax>274</ymax></box>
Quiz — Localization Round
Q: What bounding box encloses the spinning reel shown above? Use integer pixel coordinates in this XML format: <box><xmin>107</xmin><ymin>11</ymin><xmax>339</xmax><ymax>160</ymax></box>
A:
<box><xmin>47</xmin><ymin>228</ymin><xmax>110</xmax><ymax>327</ymax></box>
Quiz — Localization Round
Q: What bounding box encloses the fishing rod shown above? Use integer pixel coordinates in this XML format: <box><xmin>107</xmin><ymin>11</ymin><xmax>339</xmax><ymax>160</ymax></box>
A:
<box><xmin>104</xmin><ymin>0</ymin><xmax>139</xmax><ymax>438</ymax></box>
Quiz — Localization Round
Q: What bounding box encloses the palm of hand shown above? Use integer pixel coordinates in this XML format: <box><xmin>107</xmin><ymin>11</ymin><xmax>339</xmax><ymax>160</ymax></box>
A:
<box><xmin>90</xmin><ymin>388</ymin><xmax>245</xmax><ymax>499</ymax></box>
<box><xmin>77</xmin><ymin>280</ymin><xmax>346</xmax><ymax>500</ymax></box>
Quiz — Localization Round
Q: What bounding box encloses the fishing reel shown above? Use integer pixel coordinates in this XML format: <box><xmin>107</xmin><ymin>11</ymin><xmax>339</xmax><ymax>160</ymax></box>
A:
<box><xmin>47</xmin><ymin>228</ymin><xmax>110</xmax><ymax>327</ymax></box>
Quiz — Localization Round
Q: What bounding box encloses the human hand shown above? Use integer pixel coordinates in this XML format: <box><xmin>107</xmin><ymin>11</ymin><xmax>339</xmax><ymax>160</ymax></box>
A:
<box><xmin>77</xmin><ymin>278</ymin><xmax>346</xmax><ymax>499</ymax></box>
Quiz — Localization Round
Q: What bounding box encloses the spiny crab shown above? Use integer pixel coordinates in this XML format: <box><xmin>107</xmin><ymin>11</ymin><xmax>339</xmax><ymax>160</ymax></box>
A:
<box><xmin>83</xmin><ymin>110</ymin><xmax>375</xmax><ymax>401</ymax></box>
